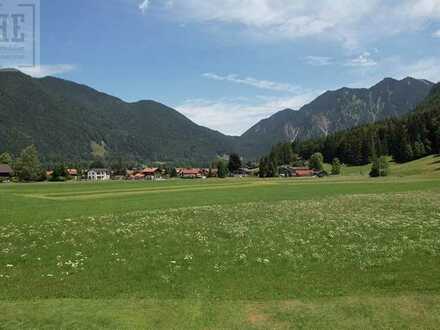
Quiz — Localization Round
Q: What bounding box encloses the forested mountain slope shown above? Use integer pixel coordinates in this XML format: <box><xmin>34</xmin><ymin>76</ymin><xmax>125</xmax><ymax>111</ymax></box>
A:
<box><xmin>0</xmin><ymin>71</ymin><xmax>237</xmax><ymax>164</ymax></box>
<box><xmin>288</xmin><ymin>83</ymin><xmax>440</xmax><ymax>165</ymax></box>
<box><xmin>240</xmin><ymin>77</ymin><xmax>434</xmax><ymax>158</ymax></box>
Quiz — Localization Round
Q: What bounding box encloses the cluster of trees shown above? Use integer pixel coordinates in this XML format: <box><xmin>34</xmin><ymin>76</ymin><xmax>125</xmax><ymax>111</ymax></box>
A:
<box><xmin>209</xmin><ymin>153</ymin><xmax>243</xmax><ymax>178</ymax></box>
<box><xmin>0</xmin><ymin>145</ymin><xmax>46</xmax><ymax>182</ymax></box>
<box><xmin>259</xmin><ymin>143</ymin><xmax>300</xmax><ymax>177</ymax></box>
<box><xmin>258</xmin><ymin>142</ymin><xmax>330</xmax><ymax>177</ymax></box>
<box><xmin>50</xmin><ymin>165</ymin><xmax>72</xmax><ymax>182</ymax></box>
<box><xmin>1</xmin><ymin>145</ymin><xmax>112</xmax><ymax>182</ymax></box>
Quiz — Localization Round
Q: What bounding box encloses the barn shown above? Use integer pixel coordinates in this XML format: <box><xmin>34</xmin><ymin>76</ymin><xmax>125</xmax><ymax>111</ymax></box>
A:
<box><xmin>0</xmin><ymin>164</ymin><xmax>13</xmax><ymax>180</ymax></box>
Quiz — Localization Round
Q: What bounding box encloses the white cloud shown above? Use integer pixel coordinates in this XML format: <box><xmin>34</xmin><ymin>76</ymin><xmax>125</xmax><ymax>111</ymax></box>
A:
<box><xmin>203</xmin><ymin>73</ymin><xmax>300</xmax><ymax>93</ymax></box>
<box><xmin>142</xmin><ymin>1</ymin><xmax>440</xmax><ymax>48</ymax></box>
<box><xmin>404</xmin><ymin>0</ymin><xmax>440</xmax><ymax>18</ymax></box>
<box><xmin>18</xmin><ymin>64</ymin><xmax>76</xmax><ymax>78</ymax></box>
<box><xmin>138</xmin><ymin>0</ymin><xmax>150</xmax><ymax>13</ymax></box>
<box><xmin>176</xmin><ymin>92</ymin><xmax>319</xmax><ymax>136</ymax></box>
<box><xmin>343</xmin><ymin>55</ymin><xmax>440</xmax><ymax>88</ymax></box>
<box><xmin>305</xmin><ymin>56</ymin><xmax>332</xmax><ymax>66</ymax></box>
<box><xmin>434</xmin><ymin>29</ymin><xmax>440</xmax><ymax>37</ymax></box>
<box><xmin>346</xmin><ymin>52</ymin><xmax>377</xmax><ymax>67</ymax></box>
<box><xmin>402</xmin><ymin>57</ymin><xmax>440</xmax><ymax>82</ymax></box>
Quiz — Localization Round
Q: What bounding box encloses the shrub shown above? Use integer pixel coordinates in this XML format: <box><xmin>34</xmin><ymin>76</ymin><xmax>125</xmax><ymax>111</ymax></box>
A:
<box><xmin>309</xmin><ymin>153</ymin><xmax>324</xmax><ymax>171</ymax></box>
<box><xmin>369</xmin><ymin>156</ymin><xmax>389</xmax><ymax>177</ymax></box>
<box><xmin>331</xmin><ymin>158</ymin><xmax>341</xmax><ymax>175</ymax></box>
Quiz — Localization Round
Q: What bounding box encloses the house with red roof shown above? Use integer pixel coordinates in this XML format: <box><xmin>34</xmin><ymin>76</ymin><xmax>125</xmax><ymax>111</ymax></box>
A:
<box><xmin>142</xmin><ymin>168</ymin><xmax>162</xmax><ymax>180</ymax></box>
<box><xmin>278</xmin><ymin>165</ymin><xmax>315</xmax><ymax>177</ymax></box>
<box><xmin>178</xmin><ymin>168</ymin><xmax>203</xmax><ymax>179</ymax></box>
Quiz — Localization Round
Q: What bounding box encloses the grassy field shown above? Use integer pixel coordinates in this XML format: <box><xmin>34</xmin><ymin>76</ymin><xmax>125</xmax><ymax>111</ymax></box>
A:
<box><xmin>339</xmin><ymin>155</ymin><xmax>440</xmax><ymax>177</ymax></box>
<box><xmin>1</xmin><ymin>156</ymin><xmax>440</xmax><ymax>329</ymax></box>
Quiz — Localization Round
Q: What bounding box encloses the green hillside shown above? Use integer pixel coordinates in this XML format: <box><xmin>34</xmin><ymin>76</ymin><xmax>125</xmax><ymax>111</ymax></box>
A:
<box><xmin>389</xmin><ymin>155</ymin><xmax>440</xmax><ymax>177</ymax></box>
<box><xmin>0</xmin><ymin>71</ymin><xmax>237</xmax><ymax>165</ymax></box>
<box><xmin>338</xmin><ymin>155</ymin><xmax>440</xmax><ymax>177</ymax></box>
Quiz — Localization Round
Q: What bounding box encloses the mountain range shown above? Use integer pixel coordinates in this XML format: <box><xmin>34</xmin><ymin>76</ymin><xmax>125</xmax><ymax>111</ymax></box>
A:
<box><xmin>0</xmin><ymin>70</ymin><xmax>435</xmax><ymax>164</ymax></box>
<box><xmin>240</xmin><ymin>77</ymin><xmax>434</xmax><ymax>158</ymax></box>
<box><xmin>0</xmin><ymin>70</ymin><xmax>237</xmax><ymax>165</ymax></box>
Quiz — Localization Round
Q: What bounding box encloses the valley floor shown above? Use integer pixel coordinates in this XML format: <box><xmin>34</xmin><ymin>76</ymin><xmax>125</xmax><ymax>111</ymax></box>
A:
<box><xmin>1</xmin><ymin>156</ymin><xmax>440</xmax><ymax>329</ymax></box>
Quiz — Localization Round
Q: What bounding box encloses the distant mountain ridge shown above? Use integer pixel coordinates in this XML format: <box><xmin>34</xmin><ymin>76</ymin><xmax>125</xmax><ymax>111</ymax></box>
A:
<box><xmin>0</xmin><ymin>71</ymin><xmax>237</xmax><ymax>165</ymax></box>
<box><xmin>239</xmin><ymin>77</ymin><xmax>434</xmax><ymax>158</ymax></box>
<box><xmin>0</xmin><ymin>71</ymin><xmax>435</xmax><ymax>164</ymax></box>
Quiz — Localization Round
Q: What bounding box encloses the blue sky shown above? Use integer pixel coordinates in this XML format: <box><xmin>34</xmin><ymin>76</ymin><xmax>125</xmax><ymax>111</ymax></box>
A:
<box><xmin>21</xmin><ymin>0</ymin><xmax>440</xmax><ymax>135</ymax></box>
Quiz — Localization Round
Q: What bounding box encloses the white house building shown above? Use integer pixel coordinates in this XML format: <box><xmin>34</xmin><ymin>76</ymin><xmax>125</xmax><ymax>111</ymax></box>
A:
<box><xmin>87</xmin><ymin>169</ymin><xmax>110</xmax><ymax>181</ymax></box>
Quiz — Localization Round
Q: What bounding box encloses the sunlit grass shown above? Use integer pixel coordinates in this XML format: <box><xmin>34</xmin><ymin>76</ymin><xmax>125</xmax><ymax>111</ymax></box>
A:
<box><xmin>2</xmin><ymin>191</ymin><xmax>440</xmax><ymax>300</ymax></box>
<box><xmin>1</xmin><ymin>167</ymin><xmax>440</xmax><ymax>328</ymax></box>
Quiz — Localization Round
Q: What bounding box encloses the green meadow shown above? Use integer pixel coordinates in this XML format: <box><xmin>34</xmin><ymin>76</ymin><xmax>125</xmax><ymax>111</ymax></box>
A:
<box><xmin>1</xmin><ymin>156</ymin><xmax>440</xmax><ymax>329</ymax></box>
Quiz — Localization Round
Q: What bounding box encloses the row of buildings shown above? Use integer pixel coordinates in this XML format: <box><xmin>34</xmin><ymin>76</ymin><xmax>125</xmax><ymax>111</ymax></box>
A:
<box><xmin>86</xmin><ymin>166</ymin><xmax>320</xmax><ymax>181</ymax></box>
<box><xmin>0</xmin><ymin>165</ymin><xmax>229</xmax><ymax>182</ymax></box>
<box><xmin>87</xmin><ymin>167</ymin><xmax>217</xmax><ymax>181</ymax></box>
<box><xmin>0</xmin><ymin>163</ymin><xmax>321</xmax><ymax>182</ymax></box>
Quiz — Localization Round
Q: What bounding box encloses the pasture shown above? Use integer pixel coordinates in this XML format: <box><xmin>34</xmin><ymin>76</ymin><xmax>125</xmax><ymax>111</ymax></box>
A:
<box><xmin>1</xmin><ymin>157</ymin><xmax>440</xmax><ymax>329</ymax></box>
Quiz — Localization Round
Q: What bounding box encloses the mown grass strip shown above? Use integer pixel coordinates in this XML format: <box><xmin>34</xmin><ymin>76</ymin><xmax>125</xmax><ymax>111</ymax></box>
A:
<box><xmin>1</xmin><ymin>294</ymin><xmax>440</xmax><ymax>329</ymax></box>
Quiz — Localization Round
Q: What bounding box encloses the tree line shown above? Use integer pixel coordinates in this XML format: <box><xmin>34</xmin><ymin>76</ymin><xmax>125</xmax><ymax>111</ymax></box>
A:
<box><xmin>0</xmin><ymin>145</ymin><xmax>47</xmax><ymax>182</ymax></box>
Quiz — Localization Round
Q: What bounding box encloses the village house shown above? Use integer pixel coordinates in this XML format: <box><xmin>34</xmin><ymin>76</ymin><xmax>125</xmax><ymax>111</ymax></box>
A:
<box><xmin>131</xmin><ymin>173</ymin><xmax>145</xmax><ymax>180</ymax></box>
<box><xmin>67</xmin><ymin>168</ymin><xmax>79</xmax><ymax>180</ymax></box>
<box><xmin>127</xmin><ymin>168</ymin><xmax>162</xmax><ymax>180</ymax></box>
<box><xmin>278</xmin><ymin>165</ymin><xmax>315</xmax><ymax>177</ymax></box>
<box><xmin>0</xmin><ymin>164</ymin><xmax>13</xmax><ymax>181</ymax></box>
<box><xmin>295</xmin><ymin>168</ymin><xmax>316</xmax><ymax>177</ymax></box>
<box><xmin>178</xmin><ymin>168</ymin><xmax>203</xmax><ymax>179</ymax></box>
<box><xmin>87</xmin><ymin>168</ymin><xmax>110</xmax><ymax>181</ymax></box>
<box><xmin>142</xmin><ymin>167</ymin><xmax>162</xmax><ymax>180</ymax></box>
